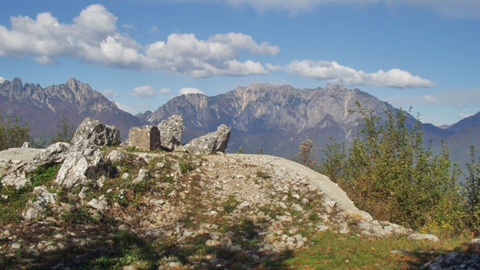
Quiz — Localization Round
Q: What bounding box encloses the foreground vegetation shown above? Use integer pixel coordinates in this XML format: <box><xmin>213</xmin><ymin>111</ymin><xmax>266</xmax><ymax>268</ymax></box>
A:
<box><xmin>294</xmin><ymin>105</ymin><xmax>480</xmax><ymax>238</ymax></box>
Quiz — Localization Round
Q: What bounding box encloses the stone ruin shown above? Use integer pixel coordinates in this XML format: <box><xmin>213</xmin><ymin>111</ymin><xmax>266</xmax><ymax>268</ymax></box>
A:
<box><xmin>126</xmin><ymin>115</ymin><xmax>231</xmax><ymax>154</ymax></box>
<box><xmin>126</xmin><ymin>125</ymin><xmax>161</xmax><ymax>151</ymax></box>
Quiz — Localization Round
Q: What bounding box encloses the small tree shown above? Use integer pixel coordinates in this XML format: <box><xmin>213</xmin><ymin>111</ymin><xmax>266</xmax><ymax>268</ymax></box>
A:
<box><xmin>462</xmin><ymin>146</ymin><xmax>480</xmax><ymax>231</ymax></box>
<box><xmin>0</xmin><ymin>112</ymin><xmax>30</xmax><ymax>150</ymax></box>
<box><xmin>321</xmin><ymin>105</ymin><xmax>463</xmax><ymax>232</ymax></box>
<box><xmin>237</xmin><ymin>146</ymin><xmax>244</xmax><ymax>154</ymax></box>
<box><xmin>320</xmin><ymin>137</ymin><xmax>346</xmax><ymax>183</ymax></box>
<box><xmin>51</xmin><ymin>116</ymin><xmax>74</xmax><ymax>143</ymax></box>
<box><xmin>296</xmin><ymin>139</ymin><xmax>318</xmax><ymax>169</ymax></box>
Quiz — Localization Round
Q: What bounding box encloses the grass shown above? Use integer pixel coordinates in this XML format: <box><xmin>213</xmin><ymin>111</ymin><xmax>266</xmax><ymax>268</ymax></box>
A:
<box><xmin>285</xmin><ymin>230</ymin><xmax>469</xmax><ymax>270</ymax></box>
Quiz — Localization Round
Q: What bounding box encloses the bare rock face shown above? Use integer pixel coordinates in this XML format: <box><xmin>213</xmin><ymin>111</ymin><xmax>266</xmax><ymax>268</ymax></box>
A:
<box><xmin>54</xmin><ymin>141</ymin><xmax>109</xmax><ymax>188</ymax></box>
<box><xmin>71</xmin><ymin>118</ymin><xmax>121</xmax><ymax>147</ymax></box>
<box><xmin>420</xmin><ymin>252</ymin><xmax>480</xmax><ymax>270</ymax></box>
<box><xmin>184</xmin><ymin>124</ymin><xmax>230</xmax><ymax>154</ymax></box>
<box><xmin>127</xmin><ymin>125</ymin><xmax>161</xmax><ymax>151</ymax></box>
<box><xmin>158</xmin><ymin>115</ymin><xmax>183</xmax><ymax>151</ymax></box>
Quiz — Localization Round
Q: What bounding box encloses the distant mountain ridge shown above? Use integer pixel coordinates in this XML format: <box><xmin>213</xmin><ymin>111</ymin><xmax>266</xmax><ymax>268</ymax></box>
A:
<box><xmin>0</xmin><ymin>77</ymin><xmax>141</xmax><ymax>139</ymax></box>
<box><xmin>1</xmin><ymin>77</ymin><xmax>477</xmax><ymax>165</ymax></box>
<box><xmin>144</xmin><ymin>83</ymin><xmax>430</xmax><ymax>158</ymax></box>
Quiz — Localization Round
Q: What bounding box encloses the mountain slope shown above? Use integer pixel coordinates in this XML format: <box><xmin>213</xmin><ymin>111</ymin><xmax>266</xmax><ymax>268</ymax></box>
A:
<box><xmin>0</xmin><ymin>77</ymin><xmax>141</xmax><ymax>139</ymax></box>
<box><xmin>146</xmin><ymin>83</ymin><xmax>437</xmax><ymax>158</ymax></box>
<box><xmin>443</xmin><ymin>111</ymin><xmax>480</xmax><ymax>165</ymax></box>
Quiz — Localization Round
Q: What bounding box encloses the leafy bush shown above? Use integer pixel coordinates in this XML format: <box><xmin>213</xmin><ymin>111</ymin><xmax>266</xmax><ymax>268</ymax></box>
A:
<box><xmin>320</xmin><ymin>105</ymin><xmax>464</xmax><ymax>232</ymax></box>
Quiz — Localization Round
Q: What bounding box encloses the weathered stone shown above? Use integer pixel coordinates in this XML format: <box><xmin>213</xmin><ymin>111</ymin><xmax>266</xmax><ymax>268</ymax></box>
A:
<box><xmin>158</xmin><ymin>115</ymin><xmax>183</xmax><ymax>151</ymax></box>
<box><xmin>71</xmin><ymin>118</ymin><xmax>121</xmax><ymax>147</ymax></box>
<box><xmin>420</xmin><ymin>252</ymin><xmax>480</xmax><ymax>270</ymax></box>
<box><xmin>408</xmin><ymin>233</ymin><xmax>440</xmax><ymax>242</ymax></box>
<box><xmin>184</xmin><ymin>124</ymin><xmax>230</xmax><ymax>154</ymax></box>
<box><xmin>21</xmin><ymin>142</ymin><xmax>30</xmax><ymax>148</ymax></box>
<box><xmin>22</xmin><ymin>186</ymin><xmax>57</xmax><ymax>220</ymax></box>
<box><xmin>133</xmin><ymin>169</ymin><xmax>150</xmax><ymax>184</ymax></box>
<box><xmin>87</xmin><ymin>195</ymin><xmax>107</xmax><ymax>211</ymax></box>
<box><xmin>127</xmin><ymin>125</ymin><xmax>161</xmax><ymax>151</ymax></box>
<box><xmin>55</xmin><ymin>141</ymin><xmax>109</xmax><ymax>188</ymax></box>
<box><xmin>107</xmin><ymin>150</ymin><xmax>125</xmax><ymax>163</ymax></box>
<box><xmin>29</xmin><ymin>142</ymin><xmax>71</xmax><ymax>169</ymax></box>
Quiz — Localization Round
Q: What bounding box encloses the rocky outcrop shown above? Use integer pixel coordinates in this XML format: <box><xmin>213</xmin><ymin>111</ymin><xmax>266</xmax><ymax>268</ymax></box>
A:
<box><xmin>158</xmin><ymin>115</ymin><xmax>183</xmax><ymax>151</ymax></box>
<box><xmin>184</xmin><ymin>124</ymin><xmax>231</xmax><ymax>154</ymax></box>
<box><xmin>420</xmin><ymin>252</ymin><xmax>480</xmax><ymax>270</ymax></box>
<box><xmin>71</xmin><ymin>118</ymin><xmax>121</xmax><ymax>147</ymax></box>
<box><xmin>28</xmin><ymin>142</ymin><xmax>71</xmax><ymax>170</ymax></box>
<box><xmin>54</xmin><ymin>140</ymin><xmax>109</xmax><ymax>188</ymax></box>
<box><xmin>22</xmin><ymin>186</ymin><xmax>57</xmax><ymax>220</ymax></box>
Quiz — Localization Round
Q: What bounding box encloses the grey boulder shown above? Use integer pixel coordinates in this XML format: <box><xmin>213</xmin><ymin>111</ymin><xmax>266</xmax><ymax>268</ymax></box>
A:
<box><xmin>55</xmin><ymin>141</ymin><xmax>109</xmax><ymax>188</ymax></box>
<box><xmin>71</xmin><ymin>118</ymin><xmax>121</xmax><ymax>147</ymax></box>
<box><xmin>184</xmin><ymin>124</ymin><xmax>230</xmax><ymax>154</ymax></box>
<box><xmin>158</xmin><ymin>115</ymin><xmax>183</xmax><ymax>151</ymax></box>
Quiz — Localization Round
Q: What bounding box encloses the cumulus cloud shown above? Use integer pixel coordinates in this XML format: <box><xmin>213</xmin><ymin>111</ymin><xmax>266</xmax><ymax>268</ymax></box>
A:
<box><xmin>0</xmin><ymin>77</ymin><xmax>5</xmax><ymax>83</ymax></box>
<box><xmin>189</xmin><ymin>0</ymin><xmax>480</xmax><ymax>18</ymax></box>
<box><xmin>102</xmin><ymin>89</ymin><xmax>118</xmax><ymax>98</ymax></box>
<box><xmin>266</xmin><ymin>63</ymin><xmax>283</xmax><ymax>71</ymax></box>
<box><xmin>130</xmin><ymin>85</ymin><xmax>156</xmax><ymax>97</ymax></box>
<box><xmin>129</xmin><ymin>86</ymin><xmax>172</xmax><ymax>97</ymax></box>
<box><xmin>159</xmin><ymin>88</ymin><xmax>171</xmax><ymax>94</ymax></box>
<box><xmin>286</xmin><ymin>60</ymin><xmax>433</xmax><ymax>88</ymax></box>
<box><xmin>0</xmin><ymin>4</ymin><xmax>278</xmax><ymax>77</ymax></box>
<box><xmin>179</xmin><ymin>87</ymin><xmax>205</xmax><ymax>95</ymax></box>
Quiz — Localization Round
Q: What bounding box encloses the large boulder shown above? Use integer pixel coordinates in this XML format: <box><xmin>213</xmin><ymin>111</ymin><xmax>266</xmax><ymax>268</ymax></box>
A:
<box><xmin>184</xmin><ymin>124</ymin><xmax>231</xmax><ymax>154</ymax></box>
<box><xmin>158</xmin><ymin>115</ymin><xmax>183</xmax><ymax>151</ymax></box>
<box><xmin>55</xmin><ymin>141</ymin><xmax>109</xmax><ymax>188</ymax></box>
<box><xmin>126</xmin><ymin>125</ymin><xmax>161</xmax><ymax>151</ymax></box>
<box><xmin>71</xmin><ymin>118</ymin><xmax>121</xmax><ymax>147</ymax></box>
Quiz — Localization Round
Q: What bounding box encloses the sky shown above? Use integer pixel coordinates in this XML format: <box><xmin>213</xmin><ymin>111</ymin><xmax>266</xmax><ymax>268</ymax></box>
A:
<box><xmin>0</xmin><ymin>0</ymin><xmax>479</xmax><ymax>126</ymax></box>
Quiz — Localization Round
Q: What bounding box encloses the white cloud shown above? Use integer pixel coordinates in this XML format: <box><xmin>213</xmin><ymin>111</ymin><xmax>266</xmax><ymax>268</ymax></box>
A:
<box><xmin>102</xmin><ymin>89</ymin><xmax>118</xmax><ymax>98</ymax></box>
<box><xmin>159</xmin><ymin>88</ymin><xmax>171</xmax><ymax>94</ymax></box>
<box><xmin>0</xmin><ymin>77</ymin><xmax>5</xmax><ymax>83</ymax></box>
<box><xmin>188</xmin><ymin>0</ymin><xmax>480</xmax><ymax>18</ymax></box>
<box><xmin>130</xmin><ymin>85</ymin><xmax>156</xmax><ymax>97</ymax></box>
<box><xmin>422</xmin><ymin>95</ymin><xmax>437</xmax><ymax>103</ymax></box>
<box><xmin>114</xmin><ymin>101</ymin><xmax>136</xmax><ymax>114</ymax></box>
<box><xmin>0</xmin><ymin>4</ymin><xmax>278</xmax><ymax>77</ymax></box>
<box><xmin>421</xmin><ymin>89</ymin><xmax>480</xmax><ymax>108</ymax></box>
<box><xmin>266</xmin><ymin>63</ymin><xmax>283</xmax><ymax>71</ymax></box>
<box><xmin>286</xmin><ymin>60</ymin><xmax>433</xmax><ymax>88</ymax></box>
<box><xmin>179</xmin><ymin>87</ymin><xmax>205</xmax><ymax>95</ymax></box>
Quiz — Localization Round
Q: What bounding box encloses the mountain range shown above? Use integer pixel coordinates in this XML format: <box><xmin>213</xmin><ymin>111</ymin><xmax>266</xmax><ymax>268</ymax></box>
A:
<box><xmin>1</xmin><ymin>77</ymin><xmax>478</xmax><ymax>166</ymax></box>
<box><xmin>0</xmin><ymin>78</ymin><xmax>141</xmax><ymax>139</ymax></box>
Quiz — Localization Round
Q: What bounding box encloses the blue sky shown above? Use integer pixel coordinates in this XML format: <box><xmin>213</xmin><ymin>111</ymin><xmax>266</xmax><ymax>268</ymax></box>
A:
<box><xmin>0</xmin><ymin>0</ymin><xmax>479</xmax><ymax>125</ymax></box>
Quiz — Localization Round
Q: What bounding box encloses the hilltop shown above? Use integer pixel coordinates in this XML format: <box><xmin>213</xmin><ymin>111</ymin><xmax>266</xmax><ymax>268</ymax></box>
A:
<box><xmin>1</xmin><ymin>117</ymin><xmax>473</xmax><ymax>269</ymax></box>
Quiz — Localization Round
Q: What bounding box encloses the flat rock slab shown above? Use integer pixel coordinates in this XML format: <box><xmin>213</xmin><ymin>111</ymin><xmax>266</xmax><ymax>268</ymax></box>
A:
<box><xmin>227</xmin><ymin>154</ymin><xmax>360</xmax><ymax>216</ymax></box>
<box><xmin>0</xmin><ymin>148</ymin><xmax>45</xmax><ymax>163</ymax></box>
